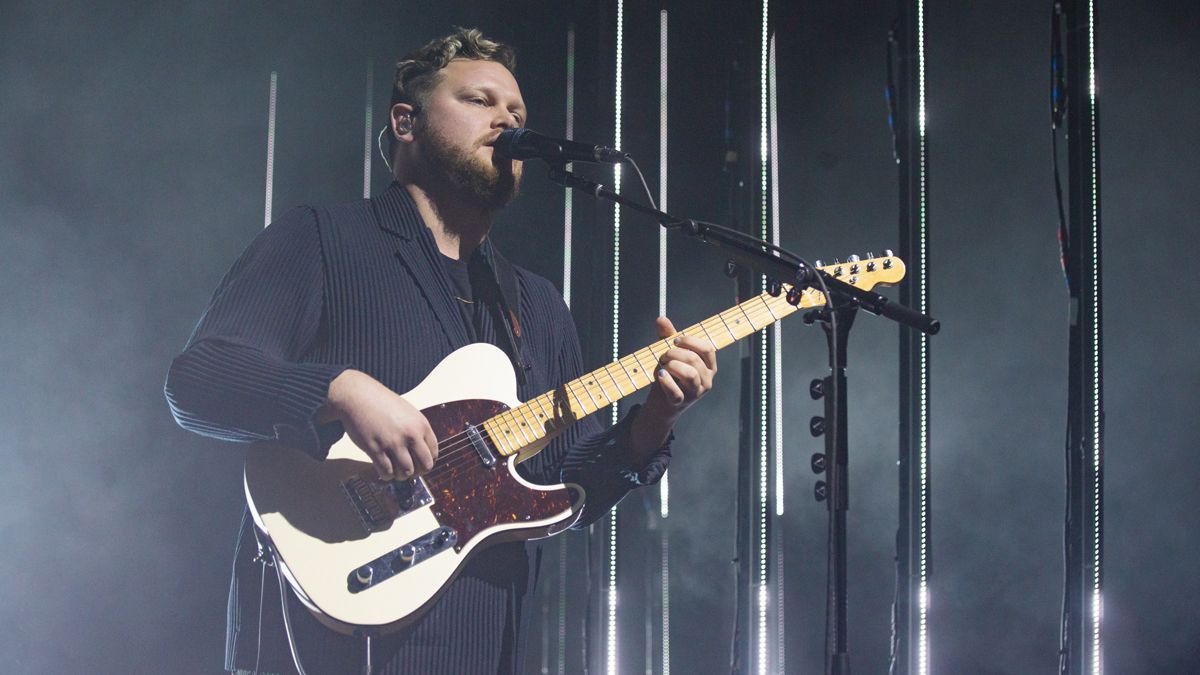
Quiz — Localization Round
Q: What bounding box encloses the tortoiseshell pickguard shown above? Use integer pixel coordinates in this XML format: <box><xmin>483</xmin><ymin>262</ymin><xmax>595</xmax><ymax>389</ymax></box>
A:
<box><xmin>419</xmin><ymin>399</ymin><xmax>577</xmax><ymax>550</ymax></box>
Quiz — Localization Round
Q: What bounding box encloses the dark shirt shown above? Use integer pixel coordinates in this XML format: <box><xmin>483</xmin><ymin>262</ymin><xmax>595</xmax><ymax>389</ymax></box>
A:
<box><xmin>165</xmin><ymin>183</ymin><xmax>670</xmax><ymax>674</ymax></box>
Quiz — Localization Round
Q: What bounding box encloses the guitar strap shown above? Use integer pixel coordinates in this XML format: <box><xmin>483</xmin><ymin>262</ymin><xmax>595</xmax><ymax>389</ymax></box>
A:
<box><xmin>482</xmin><ymin>241</ymin><xmax>527</xmax><ymax>388</ymax></box>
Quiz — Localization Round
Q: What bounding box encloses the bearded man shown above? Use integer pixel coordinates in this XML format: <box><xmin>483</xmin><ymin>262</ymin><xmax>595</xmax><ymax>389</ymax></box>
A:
<box><xmin>165</xmin><ymin>28</ymin><xmax>715</xmax><ymax>675</ymax></box>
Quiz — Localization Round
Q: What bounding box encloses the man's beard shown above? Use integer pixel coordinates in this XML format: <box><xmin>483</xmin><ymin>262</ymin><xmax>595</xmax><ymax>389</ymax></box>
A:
<box><xmin>418</xmin><ymin>125</ymin><xmax>521</xmax><ymax>211</ymax></box>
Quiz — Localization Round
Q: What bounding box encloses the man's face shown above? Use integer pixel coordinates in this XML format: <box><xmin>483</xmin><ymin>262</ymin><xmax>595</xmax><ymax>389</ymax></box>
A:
<box><xmin>415</xmin><ymin>59</ymin><xmax>526</xmax><ymax>210</ymax></box>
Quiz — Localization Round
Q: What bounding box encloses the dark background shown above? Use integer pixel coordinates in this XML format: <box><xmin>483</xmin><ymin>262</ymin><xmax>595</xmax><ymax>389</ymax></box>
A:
<box><xmin>2</xmin><ymin>1</ymin><xmax>1197</xmax><ymax>672</ymax></box>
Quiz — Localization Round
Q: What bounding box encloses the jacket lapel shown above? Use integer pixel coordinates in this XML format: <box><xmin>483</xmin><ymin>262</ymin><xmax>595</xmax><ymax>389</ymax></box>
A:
<box><xmin>371</xmin><ymin>182</ymin><xmax>472</xmax><ymax>350</ymax></box>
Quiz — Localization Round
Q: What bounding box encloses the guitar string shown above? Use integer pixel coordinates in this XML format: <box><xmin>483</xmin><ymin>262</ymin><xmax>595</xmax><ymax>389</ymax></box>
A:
<box><xmin>416</xmin><ymin>296</ymin><xmax>797</xmax><ymax>478</ymax></box>
<box><xmin>366</xmin><ymin>275</ymin><xmax>853</xmax><ymax>479</ymax></box>
<box><xmin>419</xmin><ymin>285</ymin><xmax>837</xmax><ymax>478</ymax></box>
<box><xmin>433</xmin><ymin>288</ymin><xmax>835</xmax><ymax>478</ymax></box>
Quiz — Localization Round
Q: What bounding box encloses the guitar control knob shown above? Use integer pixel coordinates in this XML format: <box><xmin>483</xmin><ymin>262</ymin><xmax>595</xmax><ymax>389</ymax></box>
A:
<box><xmin>810</xmin><ymin>416</ymin><xmax>826</xmax><ymax>437</ymax></box>
<box><xmin>811</xmin><ymin>453</ymin><xmax>827</xmax><ymax>474</ymax></box>
<box><xmin>814</xmin><ymin>480</ymin><xmax>828</xmax><ymax>502</ymax></box>
<box><xmin>355</xmin><ymin>565</ymin><xmax>374</xmax><ymax>585</ymax></box>
<box><xmin>809</xmin><ymin>378</ymin><xmax>825</xmax><ymax>400</ymax></box>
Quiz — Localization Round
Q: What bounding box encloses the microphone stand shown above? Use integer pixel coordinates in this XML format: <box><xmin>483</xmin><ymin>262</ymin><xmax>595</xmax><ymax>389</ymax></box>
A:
<box><xmin>548</xmin><ymin>163</ymin><xmax>939</xmax><ymax>675</ymax></box>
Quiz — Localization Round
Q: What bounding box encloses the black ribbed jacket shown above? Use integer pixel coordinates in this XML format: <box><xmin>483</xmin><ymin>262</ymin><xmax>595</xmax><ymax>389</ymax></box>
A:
<box><xmin>165</xmin><ymin>182</ymin><xmax>669</xmax><ymax>674</ymax></box>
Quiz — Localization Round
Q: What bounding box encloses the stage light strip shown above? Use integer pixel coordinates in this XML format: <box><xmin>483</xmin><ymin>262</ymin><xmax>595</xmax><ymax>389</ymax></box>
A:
<box><xmin>1088</xmin><ymin>1</ymin><xmax>1102</xmax><ymax>672</ymax></box>
<box><xmin>263</xmin><ymin>71</ymin><xmax>277</xmax><ymax>228</ymax></box>
<box><xmin>916</xmin><ymin>1</ymin><xmax>931</xmax><ymax>673</ymax></box>
<box><xmin>606</xmin><ymin>5</ymin><xmax>624</xmax><ymax>675</ymax></box>
<box><xmin>769</xmin><ymin>32</ymin><xmax>783</xmax><ymax>519</ymax></box>
<box><xmin>768</xmin><ymin>29</ymin><xmax>786</xmax><ymax>675</ymax></box>
<box><xmin>563</xmin><ymin>28</ymin><xmax>576</xmax><ymax>308</ymax></box>
<box><xmin>658</xmin><ymin>9</ymin><xmax>670</xmax><ymax>522</ymax></box>
<box><xmin>658</xmin><ymin>11</ymin><xmax>672</xmax><ymax>675</ymax></box>
<box><xmin>756</xmin><ymin>3</ymin><xmax>771</xmax><ymax>675</ymax></box>
<box><xmin>363</xmin><ymin>59</ymin><xmax>373</xmax><ymax>198</ymax></box>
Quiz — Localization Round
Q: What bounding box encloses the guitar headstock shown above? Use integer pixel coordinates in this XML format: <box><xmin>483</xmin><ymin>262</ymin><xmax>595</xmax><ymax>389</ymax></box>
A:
<box><xmin>814</xmin><ymin>252</ymin><xmax>906</xmax><ymax>290</ymax></box>
<box><xmin>768</xmin><ymin>252</ymin><xmax>906</xmax><ymax>309</ymax></box>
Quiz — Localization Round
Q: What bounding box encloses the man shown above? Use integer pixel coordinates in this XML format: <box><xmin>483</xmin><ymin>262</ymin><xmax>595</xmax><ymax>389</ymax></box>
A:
<box><xmin>166</xmin><ymin>28</ymin><xmax>715</xmax><ymax>674</ymax></box>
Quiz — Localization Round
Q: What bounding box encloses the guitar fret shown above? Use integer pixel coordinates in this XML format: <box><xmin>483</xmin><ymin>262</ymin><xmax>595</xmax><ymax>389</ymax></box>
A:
<box><xmin>715</xmin><ymin>311</ymin><xmax>738</xmax><ymax>341</ymax></box>
<box><xmin>601</xmin><ymin>363</ymin><xmax>630</xmax><ymax>397</ymax></box>
<box><xmin>577</xmin><ymin>374</ymin><xmax>605</xmax><ymax>411</ymax></box>
<box><xmin>513</xmin><ymin>403</ymin><xmax>542</xmax><ymax>442</ymax></box>
<box><xmin>633</xmin><ymin>348</ymin><xmax>659</xmax><ymax>380</ymax></box>
<box><xmin>734</xmin><ymin>303</ymin><xmax>757</xmax><ymax>333</ymax></box>
<box><xmin>757</xmin><ymin>295</ymin><xmax>779</xmax><ymax>322</ymax></box>
<box><xmin>529</xmin><ymin>394</ymin><xmax>557</xmax><ymax>434</ymax></box>
<box><xmin>484</xmin><ymin>419</ymin><xmax>515</xmax><ymax>456</ymax></box>
<box><xmin>619</xmin><ymin>354</ymin><xmax>650</xmax><ymax>387</ymax></box>
<box><xmin>695</xmin><ymin>321</ymin><xmax>720</xmax><ymax>350</ymax></box>
<box><xmin>503</xmin><ymin>409</ymin><xmax>533</xmax><ymax>446</ymax></box>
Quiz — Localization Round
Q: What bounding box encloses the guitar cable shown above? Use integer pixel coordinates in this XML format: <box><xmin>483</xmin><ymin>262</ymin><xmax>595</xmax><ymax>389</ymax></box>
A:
<box><xmin>276</xmin><ymin>559</ymin><xmax>312</xmax><ymax>675</ymax></box>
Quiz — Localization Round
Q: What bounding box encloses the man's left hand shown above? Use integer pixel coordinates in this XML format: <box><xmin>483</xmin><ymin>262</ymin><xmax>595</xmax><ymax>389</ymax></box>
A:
<box><xmin>630</xmin><ymin>316</ymin><xmax>717</xmax><ymax>457</ymax></box>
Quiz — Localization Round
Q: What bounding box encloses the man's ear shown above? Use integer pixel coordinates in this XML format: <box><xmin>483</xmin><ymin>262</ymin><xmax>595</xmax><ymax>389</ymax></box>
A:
<box><xmin>391</xmin><ymin>103</ymin><xmax>417</xmax><ymax>141</ymax></box>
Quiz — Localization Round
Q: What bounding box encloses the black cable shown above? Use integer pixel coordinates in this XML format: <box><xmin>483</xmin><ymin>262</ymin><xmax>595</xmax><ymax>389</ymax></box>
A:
<box><xmin>277</xmin><ymin>562</ymin><xmax>310</xmax><ymax>675</ymax></box>
<box><xmin>623</xmin><ymin>156</ymin><xmax>659</xmax><ymax>213</ymax></box>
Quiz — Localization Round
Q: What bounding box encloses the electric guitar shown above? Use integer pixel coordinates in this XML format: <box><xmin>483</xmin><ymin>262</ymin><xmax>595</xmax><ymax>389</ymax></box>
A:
<box><xmin>243</xmin><ymin>254</ymin><xmax>906</xmax><ymax>635</ymax></box>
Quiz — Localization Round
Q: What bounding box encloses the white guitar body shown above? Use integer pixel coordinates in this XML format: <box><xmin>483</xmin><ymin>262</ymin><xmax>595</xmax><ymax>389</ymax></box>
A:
<box><xmin>244</xmin><ymin>343</ymin><xmax>585</xmax><ymax>636</ymax></box>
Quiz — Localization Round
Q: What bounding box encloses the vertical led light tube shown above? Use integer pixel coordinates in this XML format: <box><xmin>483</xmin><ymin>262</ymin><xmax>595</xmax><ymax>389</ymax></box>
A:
<box><xmin>915</xmin><ymin>1</ymin><xmax>931</xmax><ymax>672</ymax></box>
<box><xmin>363</xmin><ymin>59</ymin><xmax>373</xmax><ymax>199</ymax></box>
<box><xmin>264</xmin><ymin>71</ymin><xmax>278</xmax><ymax>228</ymax></box>
<box><xmin>1087</xmin><ymin>1</ymin><xmax>1102</xmax><ymax>672</ymax></box>
<box><xmin>658</xmin><ymin>11</ymin><xmax>672</xmax><ymax>675</ymax></box>
<box><xmin>768</xmin><ymin>33</ymin><xmax>783</xmax><ymax>519</ymax></box>
<box><xmin>767</xmin><ymin>30</ymin><xmax>786</xmax><ymax>675</ymax></box>
<box><xmin>563</xmin><ymin>28</ymin><xmax>576</xmax><ymax>308</ymax></box>
<box><xmin>606</xmin><ymin>5</ymin><xmax>625</xmax><ymax>675</ymax></box>
<box><xmin>755</xmin><ymin>3</ymin><xmax>771</xmax><ymax>675</ymax></box>
<box><xmin>658</xmin><ymin>10</ymin><xmax>670</xmax><ymax>522</ymax></box>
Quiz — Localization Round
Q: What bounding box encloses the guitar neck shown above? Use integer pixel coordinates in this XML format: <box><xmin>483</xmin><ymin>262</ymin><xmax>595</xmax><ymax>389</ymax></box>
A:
<box><xmin>480</xmin><ymin>283</ymin><xmax>826</xmax><ymax>458</ymax></box>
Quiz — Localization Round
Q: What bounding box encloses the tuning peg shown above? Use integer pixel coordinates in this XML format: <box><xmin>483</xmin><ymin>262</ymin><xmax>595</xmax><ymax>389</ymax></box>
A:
<box><xmin>833</xmin><ymin>257</ymin><xmax>842</xmax><ymax>265</ymax></box>
<box><xmin>814</xmin><ymin>259</ymin><xmax>825</xmax><ymax>268</ymax></box>
<box><xmin>847</xmin><ymin>254</ymin><xmax>860</xmax><ymax>262</ymax></box>
<box><xmin>786</xmin><ymin>286</ymin><xmax>803</xmax><ymax>306</ymax></box>
<box><xmin>866</xmin><ymin>251</ymin><xmax>875</xmax><ymax>259</ymax></box>
<box><xmin>884</xmin><ymin>249</ymin><xmax>893</xmax><ymax>257</ymax></box>
<box><xmin>811</xmin><ymin>452</ymin><xmax>827</xmax><ymax>474</ymax></box>
<box><xmin>809</xmin><ymin>415</ymin><xmax>826</xmax><ymax>437</ymax></box>
<box><xmin>814</xmin><ymin>480</ymin><xmax>828</xmax><ymax>502</ymax></box>
<box><xmin>809</xmin><ymin>378</ymin><xmax>825</xmax><ymax>399</ymax></box>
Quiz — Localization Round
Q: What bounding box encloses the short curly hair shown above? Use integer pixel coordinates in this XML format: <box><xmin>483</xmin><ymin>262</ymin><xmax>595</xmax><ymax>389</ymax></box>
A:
<box><xmin>388</xmin><ymin>28</ymin><xmax>517</xmax><ymax>155</ymax></box>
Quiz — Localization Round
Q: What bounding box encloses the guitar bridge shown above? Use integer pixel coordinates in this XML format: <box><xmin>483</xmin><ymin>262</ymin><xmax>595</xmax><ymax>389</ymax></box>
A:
<box><xmin>340</xmin><ymin>475</ymin><xmax>433</xmax><ymax>533</ymax></box>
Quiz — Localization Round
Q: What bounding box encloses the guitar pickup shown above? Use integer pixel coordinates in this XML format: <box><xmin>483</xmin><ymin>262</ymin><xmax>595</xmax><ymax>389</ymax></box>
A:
<box><xmin>340</xmin><ymin>475</ymin><xmax>433</xmax><ymax>533</ymax></box>
<box><xmin>347</xmin><ymin>527</ymin><xmax>458</xmax><ymax>593</ymax></box>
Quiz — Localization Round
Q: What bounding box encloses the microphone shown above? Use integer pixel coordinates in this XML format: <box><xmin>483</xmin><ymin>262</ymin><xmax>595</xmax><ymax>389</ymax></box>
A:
<box><xmin>493</xmin><ymin>128</ymin><xmax>627</xmax><ymax>164</ymax></box>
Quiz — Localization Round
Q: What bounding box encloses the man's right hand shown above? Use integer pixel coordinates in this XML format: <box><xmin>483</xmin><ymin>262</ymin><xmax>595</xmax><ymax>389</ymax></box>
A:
<box><xmin>319</xmin><ymin>370</ymin><xmax>439</xmax><ymax>480</ymax></box>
